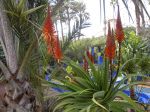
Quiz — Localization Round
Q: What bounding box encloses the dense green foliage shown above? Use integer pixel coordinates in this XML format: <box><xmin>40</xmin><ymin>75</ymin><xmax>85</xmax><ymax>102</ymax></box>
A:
<box><xmin>44</xmin><ymin>58</ymin><xmax>147</xmax><ymax>112</ymax></box>
<box><xmin>64</xmin><ymin>37</ymin><xmax>105</xmax><ymax>61</ymax></box>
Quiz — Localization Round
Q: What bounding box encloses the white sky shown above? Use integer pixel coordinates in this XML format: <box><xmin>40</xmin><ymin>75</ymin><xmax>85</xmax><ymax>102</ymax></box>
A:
<box><xmin>56</xmin><ymin>0</ymin><xmax>150</xmax><ymax>38</ymax></box>
<box><xmin>80</xmin><ymin>0</ymin><xmax>102</xmax><ymax>37</ymax></box>
<box><xmin>79</xmin><ymin>0</ymin><xmax>150</xmax><ymax>37</ymax></box>
<box><xmin>80</xmin><ymin>0</ymin><xmax>133</xmax><ymax>37</ymax></box>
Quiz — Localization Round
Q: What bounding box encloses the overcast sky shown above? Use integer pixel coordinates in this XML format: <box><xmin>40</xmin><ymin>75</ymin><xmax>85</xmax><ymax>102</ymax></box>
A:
<box><xmin>80</xmin><ymin>0</ymin><xmax>150</xmax><ymax>37</ymax></box>
<box><xmin>80</xmin><ymin>0</ymin><xmax>133</xmax><ymax>37</ymax></box>
<box><xmin>56</xmin><ymin>0</ymin><xmax>150</xmax><ymax>38</ymax></box>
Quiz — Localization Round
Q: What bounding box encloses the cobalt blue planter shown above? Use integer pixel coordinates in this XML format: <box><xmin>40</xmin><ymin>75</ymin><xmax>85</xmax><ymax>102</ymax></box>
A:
<box><xmin>98</xmin><ymin>56</ymin><xmax>103</xmax><ymax>65</ymax></box>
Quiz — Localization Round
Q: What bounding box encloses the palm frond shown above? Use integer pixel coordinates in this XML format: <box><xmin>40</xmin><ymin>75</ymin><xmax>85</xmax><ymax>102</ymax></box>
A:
<box><xmin>0</xmin><ymin>0</ymin><xmax>18</xmax><ymax>74</ymax></box>
<box><xmin>62</xmin><ymin>18</ymin><xmax>90</xmax><ymax>51</ymax></box>
<box><xmin>17</xmin><ymin>39</ymin><xmax>37</xmax><ymax>79</ymax></box>
<box><xmin>138</xmin><ymin>0</ymin><xmax>150</xmax><ymax>19</ymax></box>
<box><xmin>51</xmin><ymin>0</ymin><xmax>69</xmax><ymax>16</ymax></box>
<box><xmin>122</xmin><ymin>0</ymin><xmax>134</xmax><ymax>22</ymax></box>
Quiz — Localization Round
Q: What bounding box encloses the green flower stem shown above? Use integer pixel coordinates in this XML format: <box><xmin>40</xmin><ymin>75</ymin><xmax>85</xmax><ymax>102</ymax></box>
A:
<box><xmin>104</xmin><ymin>57</ymin><xmax>108</xmax><ymax>91</ymax></box>
<box><xmin>106</xmin><ymin>42</ymin><xmax>121</xmax><ymax>95</ymax></box>
<box><xmin>110</xmin><ymin>59</ymin><xmax>113</xmax><ymax>82</ymax></box>
<box><xmin>111</xmin><ymin>42</ymin><xmax>122</xmax><ymax>87</ymax></box>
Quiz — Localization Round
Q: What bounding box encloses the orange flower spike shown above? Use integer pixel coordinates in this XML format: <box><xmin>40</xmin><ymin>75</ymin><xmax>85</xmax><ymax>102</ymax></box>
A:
<box><xmin>105</xmin><ymin>22</ymin><xmax>111</xmax><ymax>58</ymax></box>
<box><xmin>105</xmin><ymin>22</ymin><xmax>116</xmax><ymax>60</ymax></box>
<box><xmin>42</xmin><ymin>6</ymin><xmax>56</xmax><ymax>50</ymax></box>
<box><xmin>115</xmin><ymin>5</ymin><xmax>124</xmax><ymax>43</ymax></box>
<box><xmin>105</xmin><ymin>22</ymin><xmax>112</xmax><ymax>47</ymax></box>
<box><xmin>42</xmin><ymin>6</ymin><xmax>63</xmax><ymax>62</ymax></box>
<box><xmin>110</xmin><ymin>29</ymin><xmax>116</xmax><ymax>58</ymax></box>
<box><xmin>42</xmin><ymin>7</ymin><xmax>51</xmax><ymax>44</ymax></box>
<box><xmin>53</xmin><ymin>36</ymin><xmax>63</xmax><ymax>62</ymax></box>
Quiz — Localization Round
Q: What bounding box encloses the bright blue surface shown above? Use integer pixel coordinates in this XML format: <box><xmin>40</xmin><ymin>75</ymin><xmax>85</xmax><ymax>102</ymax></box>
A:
<box><xmin>91</xmin><ymin>47</ymin><xmax>95</xmax><ymax>56</ymax></box>
<box><xmin>137</xmin><ymin>76</ymin><xmax>142</xmax><ymax>81</ymax></box>
<box><xmin>52</xmin><ymin>87</ymin><xmax>69</xmax><ymax>93</ymax></box>
<box><xmin>45</xmin><ymin>74</ymin><xmax>50</xmax><ymax>81</ymax></box>
<box><xmin>98</xmin><ymin>56</ymin><xmax>103</xmax><ymax>65</ymax></box>
<box><xmin>112</xmin><ymin>71</ymin><xmax>117</xmax><ymax>78</ymax></box>
<box><xmin>123</xmin><ymin>89</ymin><xmax>150</xmax><ymax>104</ymax></box>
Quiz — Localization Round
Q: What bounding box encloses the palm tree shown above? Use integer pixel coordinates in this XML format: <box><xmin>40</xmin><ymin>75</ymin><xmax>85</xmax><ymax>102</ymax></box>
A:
<box><xmin>64</xmin><ymin>2</ymin><xmax>74</xmax><ymax>38</ymax></box>
<box><xmin>100</xmin><ymin>0</ymin><xmax>150</xmax><ymax>36</ymax></box>
<box><xmin>59</xmin><ymin>10</ymin><xmax>65</xmax><ymax>42</ymax></box>
<box><xmin>131</xmin><ymin>0</ymin><xmax>144</xmax><ymax>35</ymax></box>
<box><xmin>0</xmin><ymin>0</ymin><xmax>46</xmax><ymax>111</ymax></box>
<box><xmin>71</xmin><ymin>1</ymin><xmax>90</xmax><ymax>40</ymax></box>
<box><xmin>0</xmin><ymin>0</ymin><xmax>66</xmax><ymax>111</ymax></box>
<box><xmin>122</xmin><ymin>0</ymin><xmax>150</xmax><ymax>35</ymax></box>
<box><xmin>49</xmin><ymin>0</ymin><xmax>90</xmax><ymax>51</ymax></box>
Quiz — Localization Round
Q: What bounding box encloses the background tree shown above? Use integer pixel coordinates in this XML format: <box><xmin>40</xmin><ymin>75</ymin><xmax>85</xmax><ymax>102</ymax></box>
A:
<box><xmin>100</xmin><ymin>0</ymin><xmax>150</xmax><ymax>36</ymax></box>
<box><xmin>50</xmin><ymin>0</ymin><xmax>90</xmax><ymax>42</ymax></box>
<box><xmin>71</xmin><ymin>1</ymin><xmax>90</xmax><ymax>40</ymax></box>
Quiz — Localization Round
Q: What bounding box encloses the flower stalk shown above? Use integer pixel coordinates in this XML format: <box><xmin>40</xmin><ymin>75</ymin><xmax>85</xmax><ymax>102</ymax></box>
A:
<box><xmin>112</xmin><ymin>42</ymin><xmax>121</xmax><ymax>83</ymax></box>
<box><xmin>42</xmin><ymin>5</ymin><xmax>62</xmax><ymax>62</ymax></box>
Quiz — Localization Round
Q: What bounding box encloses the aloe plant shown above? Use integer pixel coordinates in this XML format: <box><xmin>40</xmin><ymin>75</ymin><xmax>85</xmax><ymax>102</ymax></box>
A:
<box><xmin>42</xmin><ymin>57</ymin><xmax>147</xmax><ymax>112</ymax></box>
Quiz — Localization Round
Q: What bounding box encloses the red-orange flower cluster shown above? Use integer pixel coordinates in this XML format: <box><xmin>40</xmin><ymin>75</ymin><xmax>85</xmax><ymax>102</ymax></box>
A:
<box><xmin>53</xmin><ymin>36</ymin><xmax>63</xmax><ymax>62</ymax></box>
<box><xmin>115</xmin><ymin>6</ymin><xmax>124</xmax><ymax>43</ymax></box>
<box><xmin>42</xmin><ymin>6</ymin><xmax>62</xmax><ymax>62</ymax></box>
<box><xmin>86</xmin><ymin>51</ymin><xmax>94</xmax><ymax>64</ymax></box>
<box><xmin>83</xmin><ymin>50</ymin><xmax>94</xmax><ymax>71</ymax></box>
<box><xmin>105</xmin><ymin>22</ymin><xmax>116</xmax><ymax>60</ymax></box>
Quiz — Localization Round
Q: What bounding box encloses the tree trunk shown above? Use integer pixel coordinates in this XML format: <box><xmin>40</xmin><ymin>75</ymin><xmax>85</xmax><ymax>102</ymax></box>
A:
<box><xmin>78</xmin><ymin>13</ymin><xmax>82</xmax><ymax>40</ymax></box>
<box><xmin>0</xmin><ymin>1</ymin><xmax>38</xmax><ymax>111</ymax></box>
<box><xmin>0</xmin><ymin>0</ymin><xmax>18</xmax><ymax>75</ymax></box>
<box><xmin>59</xmin><ymin>11</ymin><xmax>64</xmax><ymax>42</ymax></box>
<box><xmin>55</xmin><ymin>21</ymin><xmax>59</xmax><ymax>38</ymax></box>
<box><xmin>0</xmin><ymin>80</ymin><xmax>39</xmax><ymax>112</ymax></box>
<box><xmin>132</xmin><ymin>0</ymin><xmax>141</xmax><ymax>35</ymax></box>
<box><xmin>140</xmin><ymin>5</ymin><xmax>145</xmax><ymax>27</ymax></box>
<box><xmin>66</xmin><ymin>6</ymin><xmax>71</xmax><ymax>37</ymax></box>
